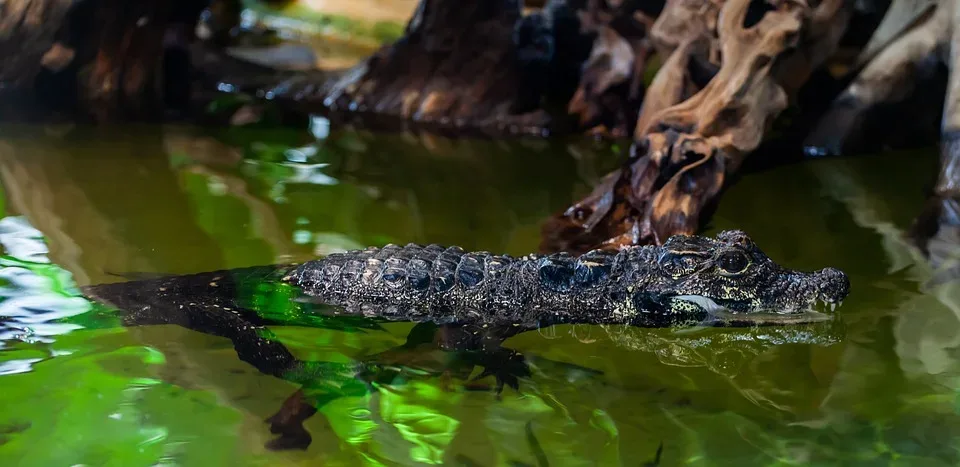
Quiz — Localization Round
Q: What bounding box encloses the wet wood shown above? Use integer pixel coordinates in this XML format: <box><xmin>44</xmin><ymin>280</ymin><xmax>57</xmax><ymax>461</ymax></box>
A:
<box><xmin>939</xmin><ymin>0</ymin><xmax>960</xmax><ymax>196</ymax></box>
<box><xmin>565</xmin><ymin>0</ymin><xmax>655</xmax><ymax>136</ymax></box>
<box><xmin>3</xmin><ymin>0</ymin><xmax>960</xmax><ymax>257</ymax></box>
<box><xmin>809</xmin><ymin>0</ymin><xmax>960</xmax><ymax>278</ymax></box>
<box><xmin>541</xmin><ymin>0</ymin><xmax>853</xmax><ymax>253</ymax></box>
<box><xmin>0</xmin><ymin>0</ymin><xmax>207</xmax><ymax>121</ymax></box>
<box><xmin>277</xmin><ymin>0</ymin><xmax>593</xmax><ymax>136</ymax></box>
<box><xmin>804</xmin><ymin>0</ymin><xmax>955</xmax><ymax>157</ymax></box>
<box><xmin>0</xmin><ymin>0</ymin><xmax>73</xmax><ymax>84</ymax></box>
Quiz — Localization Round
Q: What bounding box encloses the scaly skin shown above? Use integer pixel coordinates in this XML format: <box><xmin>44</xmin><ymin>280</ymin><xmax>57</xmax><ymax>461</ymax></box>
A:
<box><xmin>283</xmin><ymin>230</ymin><xmax>851</xmax><ymax>328</ymax></box>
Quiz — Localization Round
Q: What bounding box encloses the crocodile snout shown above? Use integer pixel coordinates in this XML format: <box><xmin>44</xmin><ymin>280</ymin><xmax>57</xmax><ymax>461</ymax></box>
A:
<box><xmin>816</xmin><ymin>267</ymin><xmax>850</xmax><ymax>303</ymax></box>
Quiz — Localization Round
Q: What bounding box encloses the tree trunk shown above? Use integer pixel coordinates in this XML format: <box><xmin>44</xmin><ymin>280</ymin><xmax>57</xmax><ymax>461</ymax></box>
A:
<box><xmin>0</xmin><ymin>0</ymin><xmax>207</xmax><ymax>121</ymax></box>
<box><xmin>283</xmin><ymin>0</ymin><xmax>594</xmax><ymax>136</ymax></box>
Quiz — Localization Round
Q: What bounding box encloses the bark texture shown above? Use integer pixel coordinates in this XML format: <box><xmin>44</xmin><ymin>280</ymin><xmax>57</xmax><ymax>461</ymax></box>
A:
<box><xmin>541</xmin><ymin>0</ymin><xmax>853</xmax><ymax>253</ymax></box>
<box><xmin>275</xmin><ymin>0</ymin><xmax>594</xmax><ymax>135</ymax></box>
<box><xmin>0</xmin><ymin>0</ymin><xmax>207</xmax><ymax>121</ymax></box>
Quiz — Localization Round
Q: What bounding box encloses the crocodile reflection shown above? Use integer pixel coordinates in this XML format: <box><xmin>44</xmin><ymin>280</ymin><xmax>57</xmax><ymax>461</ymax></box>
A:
<box><xmin>80</xmin><ymin>265</ymin><xmax>845</xmax><ymax>452</ymax></box>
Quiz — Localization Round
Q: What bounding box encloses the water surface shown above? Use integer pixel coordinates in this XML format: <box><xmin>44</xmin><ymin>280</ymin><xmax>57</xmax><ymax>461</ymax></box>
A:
<box><xmin>0</xmin><ymin>122</ymin><xmax>957</xmax><ymax>466</ymax></box>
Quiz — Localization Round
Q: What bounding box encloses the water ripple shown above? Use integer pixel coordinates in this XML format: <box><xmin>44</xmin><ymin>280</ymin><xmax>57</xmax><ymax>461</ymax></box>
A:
<box><xmin>0</xmin><ymin>216</ymin><xmax>90</xmax><ymax>352</ymax></box>
<box><xmin>0</xmin><ymin>216</ymin><xmax>49</xmax><ymax>263</ymax></box>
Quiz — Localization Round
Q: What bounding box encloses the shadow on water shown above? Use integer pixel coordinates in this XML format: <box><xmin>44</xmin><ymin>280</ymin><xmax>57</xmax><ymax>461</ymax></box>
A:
<box><xmin>0</xmin><ymin>122</ymin><xmax>958</xmax><ymax>464</ymax></box>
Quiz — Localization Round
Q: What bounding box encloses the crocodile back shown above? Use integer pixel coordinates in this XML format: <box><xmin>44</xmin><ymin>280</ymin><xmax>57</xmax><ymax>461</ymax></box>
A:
<box><xmin>283</xmin><ymin>242</ymin><xmax>650</xmax><ymax>324</ymax></box>
<box><xmin>285</xmin><ymin>244</ymin><xmax>514</xmax><ymax>319</ymax></box>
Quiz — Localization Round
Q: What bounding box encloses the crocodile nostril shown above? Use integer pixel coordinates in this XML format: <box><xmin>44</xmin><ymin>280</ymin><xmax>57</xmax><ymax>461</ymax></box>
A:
<box><xmin>817</xmin><ymin>267</ymin><xmax>850</xmax><ymax>301</ymax></box>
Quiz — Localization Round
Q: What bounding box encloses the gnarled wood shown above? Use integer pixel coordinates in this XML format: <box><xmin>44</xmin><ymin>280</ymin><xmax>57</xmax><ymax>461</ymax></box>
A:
<box><xmin>542</xmin><ymin>0</ymin><xmax>852</xmax><ymax>253</ymax></box>
<box><xmin>566</xmin><ymin>24</ymin><xmax>646</xmax><ymax>136</ymax></box>
<box><xmin>806</xmin><ymin>0</ymin><xmax>959</xmax><ymax>279</ymax></box>
<box><xmin>565</xmin><ymin>0</ymin><xmax>654</xmax><ymax>136</ymax></box>
<box><xmin>804</xmin><ymin>0</ymin><xmax>954</xmax><ymax>157</ymax></box>
<box><xmin>939</xmin><ymin>0</ymin><xmax>960</xmax><ymax>195</ymax></box>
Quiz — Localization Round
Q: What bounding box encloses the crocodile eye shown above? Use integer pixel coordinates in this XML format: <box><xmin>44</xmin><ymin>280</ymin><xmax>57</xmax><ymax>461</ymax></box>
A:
<box><xmin>717</xmin><ymin>251</ymin><xmax>749</xmax><ymax>274</ymax></box>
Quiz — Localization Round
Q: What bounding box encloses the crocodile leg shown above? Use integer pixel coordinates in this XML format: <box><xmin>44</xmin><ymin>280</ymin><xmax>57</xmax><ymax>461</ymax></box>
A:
<box><xmin>81</xmin><ymin>267</ymin><xmax>334</xmax><ymax>451</ymax></box>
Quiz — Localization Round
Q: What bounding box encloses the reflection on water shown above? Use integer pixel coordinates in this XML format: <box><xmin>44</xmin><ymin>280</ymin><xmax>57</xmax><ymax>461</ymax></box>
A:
<box><xmin>0</xmin><ymin>216</ymin><xmax>90</xmax><ymax>355</ymax></box>
<box><xmin>0</xmin><ymin>122</ymin><xmax>957</xmax><ymax>464</ymax></box>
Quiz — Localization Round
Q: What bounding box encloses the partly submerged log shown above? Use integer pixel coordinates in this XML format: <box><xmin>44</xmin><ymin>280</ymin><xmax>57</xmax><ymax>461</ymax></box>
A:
<box><xmin>540</xmin><ymin>0</ymin><xmax>854</xmax><ymax>253</ymax></box>
<box><xmin>0</xmin><ymin>0</ymin><xmax>599</xmax><ymax>133</ymax></box>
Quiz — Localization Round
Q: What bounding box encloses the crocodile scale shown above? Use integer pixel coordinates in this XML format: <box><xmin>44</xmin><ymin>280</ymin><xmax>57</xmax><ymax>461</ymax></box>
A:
<box><xmin>283</xmin><ymin>242</ymin><xmax>658</xmax><ymax>325</ymax></box>
<box><xmin>279</xmin><ymin>230</ymin><xmax>853</xmax><ymax>328</ymax></box>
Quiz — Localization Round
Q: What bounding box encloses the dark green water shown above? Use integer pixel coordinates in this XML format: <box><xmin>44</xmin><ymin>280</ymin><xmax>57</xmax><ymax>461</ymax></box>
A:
<box><xmin>0</xmin><ymin>121</ymin><xmax>958</xmax><ymax>466</ymax></box>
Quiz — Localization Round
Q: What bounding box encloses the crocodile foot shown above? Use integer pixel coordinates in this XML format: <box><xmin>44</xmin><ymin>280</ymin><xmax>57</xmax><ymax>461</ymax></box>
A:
<box><xmin>264</xmin><ymin>389</ymin><xmax>319</xmax><ymax>451</ymax></box>
<box><xmin>464</xmin><ymin>348</ymin><xmax>532</xmax><ymax>396</ymax></box>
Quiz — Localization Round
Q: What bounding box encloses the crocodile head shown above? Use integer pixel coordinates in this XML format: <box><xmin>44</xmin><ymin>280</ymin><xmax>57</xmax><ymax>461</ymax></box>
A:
<box><xmin>643</xmin><ymin>230</ymin><xmax>850</xmax><ymax>322</ymax></box>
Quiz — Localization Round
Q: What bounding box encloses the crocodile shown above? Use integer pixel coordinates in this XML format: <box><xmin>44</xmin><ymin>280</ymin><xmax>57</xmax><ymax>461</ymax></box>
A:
<box><xmin>283</xmin><ymin>229</ymin><xmax>851</xmax><ymax>328</ymax></box>
<box><xmin>74</xmin><ymin>229</ymin><xmax>850</xmax><ymax>452</ymax></box>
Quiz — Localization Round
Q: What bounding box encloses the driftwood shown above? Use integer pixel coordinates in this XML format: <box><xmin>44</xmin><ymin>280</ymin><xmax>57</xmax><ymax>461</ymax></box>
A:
<box><xmin>3</xmin><ymin>0</ymin><xmax>960</xmax><ymax>256</ymax></box>
<box><xmin>541</xmin><ymin>0</ymin><xmax>853</xmax><ymax>253</ymax></box>
<box><xmin>564</xmin><ymin>0</ymin><xmax>656</xmax><ymax>137</ymax></box>
<box><xmin>804</xmin><ymin>0</ymin><xmax>956</xmax><ymax>159</ymax></box>
<box><xmin>805</xmin><ymin>0</ymin><xmax>960</xmax><ymax>277</ymax></box>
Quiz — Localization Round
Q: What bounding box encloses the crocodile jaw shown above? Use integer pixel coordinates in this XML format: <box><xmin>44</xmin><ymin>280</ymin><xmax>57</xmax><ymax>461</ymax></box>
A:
<box><xmin>669</xmin><ymin>293</ymin><xmax>841</xmax><ymax>325</ymax></box>
<box><xmin>671</xmin><ymin>295</ymin><xmax>727</xmax><ymax>314</ymax></box>
<box><xmin>672</xmin><ymin>294</ymin><xmax>843</xmax><ymax>314</ymax></box>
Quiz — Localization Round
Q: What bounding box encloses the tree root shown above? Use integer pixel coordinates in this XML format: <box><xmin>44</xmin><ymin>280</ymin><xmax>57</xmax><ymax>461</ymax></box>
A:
<box><xmin>804</xmin><ymin>0</ymin><xmax>954</xmax><ymax>157</ymax></box>
<box><xmin>817</xmin><ymin>0</ymin><xmax>960</xmax><ymax>274</ymax></box>
<box><xmin>542</xmin><ymin>0</ymin><xmax>851</xmax><ymax>253</ymax></box>
<box><xmin>565</xmin><ymin>0</ymin><xmax>656</xmax><ymax>136</ymax></box>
